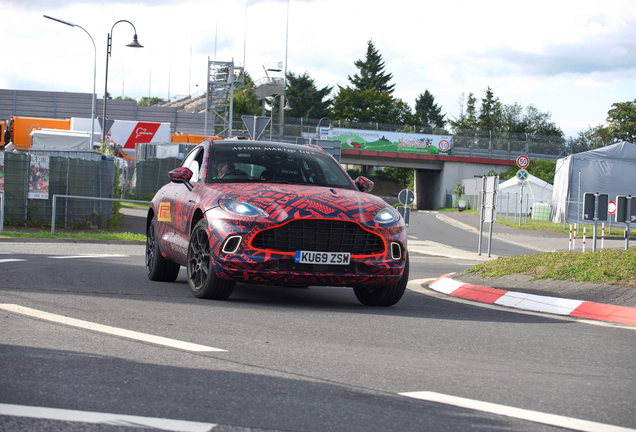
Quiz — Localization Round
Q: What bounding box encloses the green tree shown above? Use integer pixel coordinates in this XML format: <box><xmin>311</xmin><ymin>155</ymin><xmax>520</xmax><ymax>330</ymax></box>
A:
<box><xmin>500</xmin><ymin>102</ymin><xmax>526</xmax><ymax>133</ymax></box>
<box><xmin>285</xmin><ymin>71</ymin><xmax>333</xmax><ymax>119</ymax></box>
<box><xmin>233</xmin><ymin>73</ymin><xmax>261</xmax><ymax>115</ymax></box>
<box><xmin>606</xmin><ymin>99</ymin><xmax>636</xmax><ymax>143</ymax></box>
<box><xmin>449</xmin><ymin>92</ymin><xmax>478</xmax><ymax>131</ymax></box>
<box><xmin>382</xmin><ymin>167</ymin><xmax>413</xmax><ymax>190</ymax></box>
<box><xmin>138</xmin><ymin>96</ymin><xmax>166</xmax><ymax>106</ymax></box>
<box><xmin>348</xmin><ymin>39</ymin><xmax>395</xmax><ymax>94</ymax></box>
<box><xmin>478</xmin><ymin>86</ymin><xmax>502</xmax><ymax>131</ymax></box>
<box><xmin>523</xmin><ymin>104</ymin><xmax>563</xmax><ymax>137</ymax></box>
<box><xmin>414</xmin><ymin>90</ymin><xmax>446</xmax><ymax>129</ymax></box>
<box><xmin>391</xmin><ymin>98</ymin><xmax>417</xmax><ymax>125</ymax></box>
<box><xmin>330</xmin><ymin>87</ymin><xmax>395</xmax><ymax>123</ymax></box>
<box><xmin>114</xmin><ymin>96</ymin><xmax>136</xmax><ymax>101</ymax></box>
<box><xmin>576</xmin><ymin>125</ymin><xmax>612</xmax><ymax>151</ymax></box>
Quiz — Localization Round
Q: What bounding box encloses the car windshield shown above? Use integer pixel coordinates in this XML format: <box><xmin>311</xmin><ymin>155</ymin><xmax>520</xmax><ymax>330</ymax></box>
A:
<box><xmin>208</xmin><ymin>144</ymin><xmax>355</xmax><ymax>190</ymax></box>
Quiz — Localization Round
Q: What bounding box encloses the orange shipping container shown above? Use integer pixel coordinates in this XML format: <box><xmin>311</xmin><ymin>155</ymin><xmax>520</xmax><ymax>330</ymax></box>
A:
<box><xmin>171</xmin><ymin>133</ymin><xmax>222</xmax><ymax>144</ymax></box>
<box><xmin>9</xmin><ymin>116</ymin><xmax>72</xmax><ymax>151</ymax></box>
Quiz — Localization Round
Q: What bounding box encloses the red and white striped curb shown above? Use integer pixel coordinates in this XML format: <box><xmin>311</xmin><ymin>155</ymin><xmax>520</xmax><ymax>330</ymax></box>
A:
<box><xmin>429</xmin><ymin>274</ymin><xmax>636</xmax><ymax>326</ymax></box>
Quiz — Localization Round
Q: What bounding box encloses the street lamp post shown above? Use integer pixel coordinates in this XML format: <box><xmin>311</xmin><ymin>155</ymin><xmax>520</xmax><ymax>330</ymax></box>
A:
<box><xmin>102</xmin><ymin>20</ymin><xmax>143</xmax><ymax>143</ymax></box>
<box><xmin>43</xmin><ymin>15</ymin><xmax>97</xmax><ymax>147</ymax></box>
<box><xmin>269</xmin><ymin>94</ymin><xmax>291</xmax><ymax>141</ymax></box>
<box><xmin>317</xmin><ymin>117</ymin><xmax>332</xmax><ymax>138</ymax></box>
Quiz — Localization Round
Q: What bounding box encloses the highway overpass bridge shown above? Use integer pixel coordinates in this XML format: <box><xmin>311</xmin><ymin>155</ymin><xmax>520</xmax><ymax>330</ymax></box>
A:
<box><xmin>341</xmin><ymin>148</ymin><xmax>517</xmax><ymax>210</ymax></box>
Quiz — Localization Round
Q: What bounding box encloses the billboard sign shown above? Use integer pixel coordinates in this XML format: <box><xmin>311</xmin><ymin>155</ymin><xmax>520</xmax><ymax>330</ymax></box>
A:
<box><xmin>324</xmin><ymin>128</ymin><xmax>452</xmax><ymax>156</ymax></box>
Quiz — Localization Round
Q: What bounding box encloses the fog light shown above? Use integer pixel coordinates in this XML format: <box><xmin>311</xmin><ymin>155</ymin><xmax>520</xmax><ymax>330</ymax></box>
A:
<box><xmin>391</xmin><ymin>242</ymin><xmax>402</xmax><ymax>260</ymax></box>
<box><xmin>222</xmin><ymin>236</ymin><xmax>242</xmax><ymax>253</ymax></box>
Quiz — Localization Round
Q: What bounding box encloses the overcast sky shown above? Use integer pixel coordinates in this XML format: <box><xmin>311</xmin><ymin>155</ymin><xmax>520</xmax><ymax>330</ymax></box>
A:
<box><xmin>2</xmin><ymin>0</ymin><xmax>635</xmax><ymax>137</ymax></box>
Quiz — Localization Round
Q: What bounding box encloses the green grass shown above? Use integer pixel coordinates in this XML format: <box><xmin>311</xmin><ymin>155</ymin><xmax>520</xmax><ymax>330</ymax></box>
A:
<box><xmin>0</xmin><ymin>230</ymin><xmax>145</xmax><ymax>242</ymax></box>
<box><xmin>467</xmin><ymin>248</ymin><xmax>636</xmax><ymax>287</ymax></box>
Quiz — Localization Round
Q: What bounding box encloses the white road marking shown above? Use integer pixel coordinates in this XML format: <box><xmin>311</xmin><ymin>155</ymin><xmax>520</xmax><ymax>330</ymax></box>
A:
<box><xmin>0</xmin><ymin>403</ymin><xmax>216</xmax><ymax>432</ymax></box>
<box><xmin>48</xmin><ymin>254</ymin><xmax>128</xmax><ymax>259</ymax></box>
<box><xmin>400</xmin><ymin>391</ymin><xmax>636</xmax><ymax>432</ymax></box>
<box><xmin>0</xmin><ymin>304</ymin><xmax>226</xmax><ymax>353</ymax></box>
<box><xmin>0</xmin><ymin>259</ymin><xmax>26</xmax><ymax>263</ymax></box>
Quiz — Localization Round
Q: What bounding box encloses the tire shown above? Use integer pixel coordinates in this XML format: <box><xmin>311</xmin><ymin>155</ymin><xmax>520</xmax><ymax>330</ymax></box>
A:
<box><xmin>353</xmin><ymin>254</ymin><xmax>409</xmax><ymax>306</ymax></box>
<box><xmin>146</xmin><ymin>217</ymin><xmax>180</xmax><ymax>282</ymax></box>
<box><xmin>187</xmin><ymin>219</ymin><xmax>235</xmax><ymax>299</ymax></box>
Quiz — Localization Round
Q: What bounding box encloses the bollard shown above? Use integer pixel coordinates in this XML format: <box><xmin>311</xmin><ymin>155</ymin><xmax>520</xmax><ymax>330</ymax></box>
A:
<box><xmin>602</xmin><ymin>223</ymin><xmax>605</xmax><ymax>249</ymax></box>
<box><xmin>573</xmin><ymin>224</ymin><xmax>577</xmax><ymax>250</ymax></box>
<box><xmin>569</xmin><ymin>225</ymin><xmax>572</xmax><ymax>252</ymax></box>
<box><xmin>583</xmin><ymin>227</ymin><xmax>586</xmax><ymax>253</ymax></box>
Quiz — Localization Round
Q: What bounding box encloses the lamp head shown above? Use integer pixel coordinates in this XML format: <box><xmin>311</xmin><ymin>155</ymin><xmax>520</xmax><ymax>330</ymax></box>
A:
<box><xmin>126</xmin><ymin>34</ymin><xmax>143</xmax><ymax>48</ymax></box>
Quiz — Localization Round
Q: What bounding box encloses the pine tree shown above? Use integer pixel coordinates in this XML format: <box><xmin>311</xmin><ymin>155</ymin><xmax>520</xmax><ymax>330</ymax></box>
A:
<box><xmin>478</xmin><ymin>86</ymin><xmax>502</xmax><ymax>131</ymax></box>
<box><xmin>348</xmin><ymin>39</ymin><xmax>395</xmax><ymax>94</ymax></box>
<box><xmin>285</xmin><ymin>72</ymin><xmax>333</xmax><ymax>119</ymax></box>
<box><xmin>414</xmin><ymin>90</ymin><xmax>446</xmax><ymax>129</ymax></box>
<box><xmin>449</xmin><ymin>92</ymin><xmax>478</xmax><ymax>132</ymax></box>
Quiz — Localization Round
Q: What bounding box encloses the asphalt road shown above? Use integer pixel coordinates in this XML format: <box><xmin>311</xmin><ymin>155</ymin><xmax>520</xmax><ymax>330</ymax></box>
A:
<box><xmin>1</xmin><ymin>213</ymin><xmax>635</xmax><ymax>432</ymax></box>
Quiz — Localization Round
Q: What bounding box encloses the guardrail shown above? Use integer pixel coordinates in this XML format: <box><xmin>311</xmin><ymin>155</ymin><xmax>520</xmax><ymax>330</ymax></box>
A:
<box><xmin>51</xmin><ymin>194</ymin><xmax>151</xmax><ymax>235</ymax></box>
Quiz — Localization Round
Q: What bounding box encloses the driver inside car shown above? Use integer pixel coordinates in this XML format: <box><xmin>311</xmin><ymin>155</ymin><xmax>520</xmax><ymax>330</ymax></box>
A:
<box><xmin>216</xmin><ymin>161</ymin><xmax>235</xmax><ymax>178</ymax></box>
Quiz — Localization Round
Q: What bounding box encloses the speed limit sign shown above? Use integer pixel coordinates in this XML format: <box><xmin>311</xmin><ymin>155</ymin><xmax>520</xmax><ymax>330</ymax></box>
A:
<box><xmin>516</xmin><ymin>155</ymin><xmax>529</xmax><ymax>168</ymax></box>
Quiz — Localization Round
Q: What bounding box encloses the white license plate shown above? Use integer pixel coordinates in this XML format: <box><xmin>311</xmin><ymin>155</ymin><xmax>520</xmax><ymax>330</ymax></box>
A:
<box><xmin>294</xmin><ymin>251</ymin><xmax>351</xmax><ymax>265</ymax></box>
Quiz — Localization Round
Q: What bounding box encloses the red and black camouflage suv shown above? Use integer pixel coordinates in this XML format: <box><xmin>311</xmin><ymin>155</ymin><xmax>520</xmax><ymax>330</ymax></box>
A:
<box><xmin>146</xmin><ymin>139</ymin><xmax>408</xmax><ymax>306</ymax></box>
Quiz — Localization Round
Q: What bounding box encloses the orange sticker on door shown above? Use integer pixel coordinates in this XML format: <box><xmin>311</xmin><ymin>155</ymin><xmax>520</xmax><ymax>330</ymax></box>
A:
<box><xmin>158</xmin><ymin>202</ymin><xmax>171</xmax><ymax>222</ymax></box>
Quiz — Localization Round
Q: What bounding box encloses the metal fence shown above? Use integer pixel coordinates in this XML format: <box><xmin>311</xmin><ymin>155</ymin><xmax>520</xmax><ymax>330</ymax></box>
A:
<box><xmin>1</xmin><ymin>152</ymin><xmax>115</xmax><ymax>228</ymax></box>
<box><xmin>2</xmin><ymin>88</ymin><xmax>572</xmax><ymax>160</ymax></box>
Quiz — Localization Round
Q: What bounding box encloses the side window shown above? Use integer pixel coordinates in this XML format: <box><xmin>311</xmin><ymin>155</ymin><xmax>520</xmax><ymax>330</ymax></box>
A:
<box><xmin>182</xmin><ymin>147</ymin><xmax>203</xmax><ymax>182</ymax></box>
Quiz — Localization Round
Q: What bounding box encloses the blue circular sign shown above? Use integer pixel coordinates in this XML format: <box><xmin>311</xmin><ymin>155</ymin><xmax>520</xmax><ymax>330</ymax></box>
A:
<box><xmin>516</xmin><ymin>169</ymin><xmax>529</xmax><ymax>181</ymax></box>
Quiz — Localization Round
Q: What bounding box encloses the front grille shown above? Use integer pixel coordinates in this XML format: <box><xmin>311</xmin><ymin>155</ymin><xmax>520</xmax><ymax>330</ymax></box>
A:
<box><xmin>252</xmin><ymin>219</ymin><xmax>384</xmax><ymax>254</ymax></box>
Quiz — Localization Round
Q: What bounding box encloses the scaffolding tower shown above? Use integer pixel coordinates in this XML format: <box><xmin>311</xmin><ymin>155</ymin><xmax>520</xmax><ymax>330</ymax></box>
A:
<box><xmin>204</xmin><ymin>59</ymin><xmax>244</xmax><ymax>138</ymax></box>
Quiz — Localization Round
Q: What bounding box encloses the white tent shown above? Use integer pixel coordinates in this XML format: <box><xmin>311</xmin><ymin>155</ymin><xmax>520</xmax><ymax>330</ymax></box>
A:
<box><xmin>499</xmin><ymin>173</ymin><xmax>553</xmax><ymax>203</ymax></box>
<box><xmin>552</xmin><ymin>142</ymin><xmax>636</xmax><ymax>223</ymax></box>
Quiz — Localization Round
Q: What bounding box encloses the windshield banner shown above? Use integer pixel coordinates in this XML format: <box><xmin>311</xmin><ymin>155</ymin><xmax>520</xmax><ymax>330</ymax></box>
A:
<box><xmin>322</xmin><ymin>128</ymin><xmax>452</xmax><ymax>156</ymax></box>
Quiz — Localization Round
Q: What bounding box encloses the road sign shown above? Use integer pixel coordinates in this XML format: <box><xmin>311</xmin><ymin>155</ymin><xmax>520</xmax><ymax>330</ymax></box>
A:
<box><xmin>516</xmin><ymin>169</ymin><xmax>529</xmax><ymax>182</ymax></box>
<box><xmin>516</xmin><ymin>155</ymin><xmax>529</xmax><ymax>168</ymax></box>
<box><xmin>241</xmin><ymin>115</ymin><xmax>270</xmax><ymax>140</ymax></box>
<box><xmin>583</xmin><ymin>192</ymin><xmax>609</xmax><ymax>221</ymax></box>
<box><xmin>608</xmin><ymin>200</ymin><xmax>616</xmax><ymax>215</ymax></box>
<box><xmin>398</xmin><ymin>189</ymin><xmax>415</xmax><ymax>206</ymax></box>
<box><xmin>616</xmin><ymin>195</ymin><xmax>636</xmax><ymax>223</ymax></box>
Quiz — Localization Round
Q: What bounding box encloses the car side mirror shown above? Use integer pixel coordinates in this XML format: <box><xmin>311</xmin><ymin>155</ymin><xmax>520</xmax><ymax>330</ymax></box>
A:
<box><xmin>169</xmin><ymin>167</ymin><xmax>193</xmax><ymax>191</ymax></box>
<box><xmin>355</xmin><ymin>176</ymin><xmax>374</xmax><ymax>193</ymax></box>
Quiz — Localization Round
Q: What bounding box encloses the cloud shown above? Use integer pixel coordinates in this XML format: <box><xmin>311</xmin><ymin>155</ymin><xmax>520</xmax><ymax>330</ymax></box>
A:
<box><xmin>479</xmin><ymin>42</ymin><xmax>636</xmax><ymax>77</ymax></box>
<box><xmin>5</xmin><ymin>0</ymin><xmax>186</xmax><ymax>8</ymax></box>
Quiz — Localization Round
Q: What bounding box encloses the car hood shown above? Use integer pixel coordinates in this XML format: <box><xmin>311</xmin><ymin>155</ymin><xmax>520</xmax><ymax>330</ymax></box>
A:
<box><xmin>205</xmin><ymin>182</ymin><xmax>393</xmax><ymax>225</ymax></box>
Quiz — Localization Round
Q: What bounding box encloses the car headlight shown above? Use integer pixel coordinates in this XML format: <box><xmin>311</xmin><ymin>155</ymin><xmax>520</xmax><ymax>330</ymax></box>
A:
<box><xmin>374</xmin><ymin>207</ymin><xmax>400</xmax><ymax>224</ymax></box>
<box><xmin>220</xmin><ymin>199</ymin><xmax>269</xmax><ymax>218</ymax></box>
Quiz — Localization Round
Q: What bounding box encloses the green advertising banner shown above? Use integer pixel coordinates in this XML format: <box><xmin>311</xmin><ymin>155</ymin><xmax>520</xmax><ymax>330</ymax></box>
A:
<box><xmin>322</xmin><ymin>128</ymin><xmax>453</xmax><ymax>156</ymax></box>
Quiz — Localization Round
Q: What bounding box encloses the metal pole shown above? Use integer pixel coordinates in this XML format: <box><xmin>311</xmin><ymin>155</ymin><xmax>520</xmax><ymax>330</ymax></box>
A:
<box><xmin>478</xmin><ymin>176</ymin><xmax>485</xmax><ymax>255</ymax></box>
<box><xmin>51</xmin><ymin>194</ymin><xmax>57</xmax><ymax>235</ymax></box>
<box><xmin>577</xmin><ymin>171</ymin><xmax>582</xmax><ymax>232</ymax></box>
<box><xmin>506</xmin><ymin>192</ymin><xmax>509</xmax><ymax>222</ymax></box>
<box><xmin>487</xmin><ymin>177</ymin><xmax>497</xmax><ymax>258</ymax></box>
<box><xmin>626</xmin><ymin>196</ymin><xmax>632</xmax><ymax>251</ymax></box>
<box><xmin>592</xmin><ymin>193</ymin><xmax>599</xmax><ymax>252</ymax></box>
<box><xmin>0</xmin><ymin>190</ymin><xmax>4</xmax><ymax>234</ymax></box>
